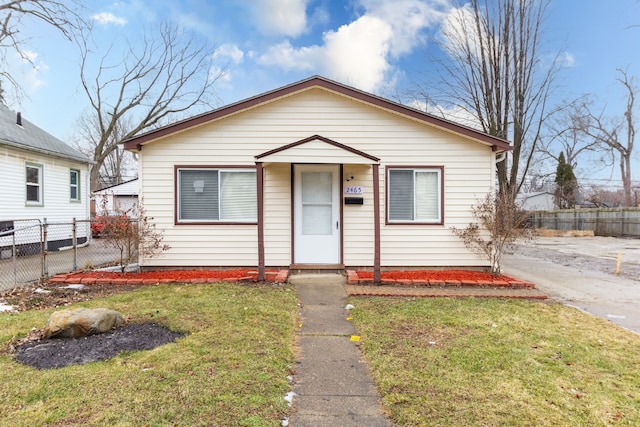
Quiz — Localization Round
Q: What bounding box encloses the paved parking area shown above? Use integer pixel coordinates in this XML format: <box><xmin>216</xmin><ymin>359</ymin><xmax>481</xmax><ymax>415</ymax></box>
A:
<box><xmin>502</xmin><ymin>236</ymin><xmax>640</xmax><ymax>333</ymax></box>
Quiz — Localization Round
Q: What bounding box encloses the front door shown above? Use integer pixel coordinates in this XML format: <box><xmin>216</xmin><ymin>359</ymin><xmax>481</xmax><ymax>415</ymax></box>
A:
<box><xmin>294</xmin><ymin>164</ymin><xmax>341</xmax><ymax>264</ymax></box>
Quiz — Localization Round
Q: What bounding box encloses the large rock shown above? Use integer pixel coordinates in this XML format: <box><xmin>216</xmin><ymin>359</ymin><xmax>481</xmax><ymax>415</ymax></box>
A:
<box><xmin>43</xmin><ymin>308</ymin><xmax>125</xmax><ymax>339</ymax></box>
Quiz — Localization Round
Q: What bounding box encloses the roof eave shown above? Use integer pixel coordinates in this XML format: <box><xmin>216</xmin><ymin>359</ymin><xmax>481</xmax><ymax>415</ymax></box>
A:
<box><xmin>1</xmin><ymin>139</ymin><xmax>94</xmax><ymax>164</ymax></box>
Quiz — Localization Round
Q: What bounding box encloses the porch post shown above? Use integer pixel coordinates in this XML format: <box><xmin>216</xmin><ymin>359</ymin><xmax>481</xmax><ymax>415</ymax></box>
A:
<box><xmin>373</xmin><ymin>164</ymin><xmax>381</xmax><ymax>284</ymax></box>
<box><xmin>256</xmin><ymin>162</ymin><xmax>265</xmax><ymax>281</ymax></box>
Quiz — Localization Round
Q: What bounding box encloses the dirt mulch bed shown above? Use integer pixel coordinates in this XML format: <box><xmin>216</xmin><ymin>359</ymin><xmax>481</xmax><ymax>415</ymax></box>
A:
<box><xmin>13</xmin><ymin>322</ymin><xmax>185</xmax><ymax>370</ymax></box>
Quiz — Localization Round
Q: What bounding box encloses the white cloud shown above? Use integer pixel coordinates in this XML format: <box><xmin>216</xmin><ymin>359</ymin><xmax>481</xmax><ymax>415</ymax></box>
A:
<box><xmin>559</xmin><ymin>52</ymin><xmax>576</xmax><ymax>68</ymax></box>
<box><xmin>357</xmin><ymin>0</ymin><xmax>448</xmax><ymax>56</ymax></box>
<box><xmin>9</xmin><ymin>50</ymin><xmax>48</xmax><ymax>95</ymax></box>
<box><xmin>251</xmin><ymin>0</ymin><xmax>310</xmax><ymax>37</ymax></box>
<box><xmin>258</xmin><ymin>0</ymin><xmax>449</xmax><ymax>92</ymax></box>
<box><xmin>211</xmin><ymin>44</ymin><xmax>245</xmax><ymax>86</ymax></box>
<box><xmin>91</xmin><ymin>12</ymin><xmax>128</xmax><ymax>26</ymax></box>
<box><xmin>214</xmin><ymin>44</ymin><xmax>244</xmax><ymax>64</ymax></box>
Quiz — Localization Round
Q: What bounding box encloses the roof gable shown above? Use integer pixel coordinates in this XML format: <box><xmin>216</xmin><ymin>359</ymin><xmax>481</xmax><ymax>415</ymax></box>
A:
<box><xmin>256</xmin><ymin>135</ymin><xmax>380</xmax><ymax>165</ymax></box>
<box><xmin>123</xmin><ymin>76</ymin><xmax>511</xmax><ymax>152</ymax></box>
<box><xmin>0</xmin><ymin>104</ymin><xmax>90</xmax><ymax>163</ymax></box>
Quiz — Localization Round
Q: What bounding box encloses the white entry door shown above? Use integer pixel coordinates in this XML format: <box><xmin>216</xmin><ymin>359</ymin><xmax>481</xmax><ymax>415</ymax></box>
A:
<box><xmin>294</xmin><ymin>164</ymin><xmax>341</xmax><ymax>264</ymax></box>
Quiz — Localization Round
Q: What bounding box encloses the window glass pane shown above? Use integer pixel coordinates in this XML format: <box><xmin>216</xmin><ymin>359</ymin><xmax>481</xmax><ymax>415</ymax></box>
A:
<box><xmin>27</xmin><ymin>185</ymin><xmax>39</xmax><ymax>202</ymax></box>
<box><xmin>26</xmin><ymin>165</ymin><xmax>41</xmax><ymax>203</ymax></box>
<box><xmin>26</xmin><ymin>166</ymin><xmax>39</xmax><ymax>184</ymax></box>
<box><xmin>220</xmin><ymin>171</ymin><xmax>257</xmax><ymax>220</ymax></box>
<box><xmin>389</xmin><ymin>169</ymin><xmax>414</xmax><ymax>221</ymax></box>
<box><xmin>416</xmin><ymin>171</ymin><xmax>439</xmax><ymax>221</ymax></box>
<box><xmin>179</xmin><ymin>170</ymin><xmax>219</xmax><ymax>220</ymax></box>
<box><xmin>70</xmin><ymin>170</ymin><xmax>79</xmax><ymax>200</ymax></box>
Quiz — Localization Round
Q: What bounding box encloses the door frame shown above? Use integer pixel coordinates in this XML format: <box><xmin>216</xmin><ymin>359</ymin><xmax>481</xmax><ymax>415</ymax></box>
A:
<box><xmin>291</xmin><ymin>163</ymin><xmax>343</xmax><ymax>266</ymax></box>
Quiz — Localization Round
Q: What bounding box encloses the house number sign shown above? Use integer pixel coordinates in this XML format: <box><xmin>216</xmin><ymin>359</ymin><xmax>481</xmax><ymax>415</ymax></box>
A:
<box><xmin>344</xmin><ymin>186</ymin><xmax>364</xmax><ymax>194</ymax></box>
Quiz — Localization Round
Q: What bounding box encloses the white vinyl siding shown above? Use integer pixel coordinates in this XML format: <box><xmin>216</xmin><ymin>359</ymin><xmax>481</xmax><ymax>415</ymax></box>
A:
<box><xmin>25</xmin><ymin>162</ymin><xmax>43</xmax><ymax>205</ymax></box>
<box><xmin>177</xmin><ymin>168</ymin><xmax>256</xmax><ymax>222</ymax></box>
<box><xmin>388</xmin><ymin>168</ymin><xmax>441</xmax><ymax>223</ymax></box>
<box><xmin>137</xmin><ymin>88</ymin><xmax>495</xmax><ymax>268</ymax></box>
<box><xmin>0</xmin><ymin>145</ymin><xmax>90</xmax><ymax>246</ymax></box>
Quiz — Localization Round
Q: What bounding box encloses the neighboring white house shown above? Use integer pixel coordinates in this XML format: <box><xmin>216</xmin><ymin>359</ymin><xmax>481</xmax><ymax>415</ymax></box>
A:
<box><xmin>123</xmin><ymin>76</ymin><xmax>511</xmax><ymax>281</ymax></box>
<box><xmin>0</xmin><ymin>104</ymin><xmax>92</xmax><ymax>252</ymax></box>
<box><xmin>517</xmin><ymin>191</ymin><xmax>556</xmax><ymax>211</ymax></box>
<box><xmin>92</xmin><ymin>178</ymin><xmax>139</xmax><ymax>216</ymax></box>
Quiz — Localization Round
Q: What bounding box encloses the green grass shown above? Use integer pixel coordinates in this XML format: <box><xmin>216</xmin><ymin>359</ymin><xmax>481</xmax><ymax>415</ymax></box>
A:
<box><xmin>350</xmin><ymin>297</ymin><xmax>640</xmax><ymax>426</ymax></box>
<box><xmin>0</xmin><ymin>283</ymin><xmax>298</xmax><ymax>426</ymax></box>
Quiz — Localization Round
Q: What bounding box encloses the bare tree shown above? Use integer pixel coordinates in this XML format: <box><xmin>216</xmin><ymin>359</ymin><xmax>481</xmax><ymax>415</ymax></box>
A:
<box><xmin>581</xmin><ymin>69</ymin><xmax>636</xmax><ymax>207</ymax></box>
<box><xmin>76</xmin><ymin>20</ymin><xmax>224</xmax><ymax>190</ymax></box>
<box><xmin>422</xmin><ymin>0</ymin><xmax>560</xmax><ymax>201</ymax></box>
<box><xmin>451</xmin><ymin>191</ymin><xmax>532</xmax><ymax>275</ymax></box>
<box><xmin>0</xmin><ymin>0</ymin><xmax>84</xmax><ymax>101</ymax></box>
<box><xmin>539</xmin><ymin>97</ymin><xmax>601</xmax><ymax>170</ymax></box>
<box><xmin>73</xmin><ymin>112</ymin><xmax>137</xmax><ymax>188</ymax></box>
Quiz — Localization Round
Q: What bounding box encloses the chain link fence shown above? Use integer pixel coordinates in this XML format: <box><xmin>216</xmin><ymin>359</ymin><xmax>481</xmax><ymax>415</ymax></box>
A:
<box><xmin>0</xmin><ymin>218</ymin><xmax>138</xmax><ymax>291</ymax></box>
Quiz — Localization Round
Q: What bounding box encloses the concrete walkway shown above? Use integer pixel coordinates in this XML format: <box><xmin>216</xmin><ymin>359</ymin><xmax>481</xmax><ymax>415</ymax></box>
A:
<box><xmin>288</xmin><ymin>274</ymin><xmax>393</xmax><ymax>427</ymax></box>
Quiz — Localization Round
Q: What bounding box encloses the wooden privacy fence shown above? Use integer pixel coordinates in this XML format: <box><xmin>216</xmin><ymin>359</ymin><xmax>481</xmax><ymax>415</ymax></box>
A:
<box><xmin>529</xmin><ymin>208</ymin><xmax>640</xmax><ymax>238</ymax></box>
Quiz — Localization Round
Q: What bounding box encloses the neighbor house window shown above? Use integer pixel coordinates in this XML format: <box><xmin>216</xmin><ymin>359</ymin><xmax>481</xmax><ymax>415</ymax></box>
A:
<box><xmin>70</xmin><ymin>169</ymin><xmax>80</xmax><ymax>201</ymax></box>
<box><xmin>26</xmin><ymin>163</ymin><xmax>43</xmax><ymax>205</ymax></box>
<box><xmin>387</xmin><ymin>167</ymin><xmax>442</xmax><ymax>223</ymax></box>
<box><xmin>177</xmin><ymin>168</ymin><xmax>257</xmax><ymax>222</ymax></box>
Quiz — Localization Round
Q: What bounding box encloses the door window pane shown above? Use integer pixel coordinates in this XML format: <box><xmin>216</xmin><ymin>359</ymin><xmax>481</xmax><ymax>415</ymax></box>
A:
<box><xmin>301</xmin><ymin>171</ymin><xmax>332</xmax><ymax>235</ymax></box>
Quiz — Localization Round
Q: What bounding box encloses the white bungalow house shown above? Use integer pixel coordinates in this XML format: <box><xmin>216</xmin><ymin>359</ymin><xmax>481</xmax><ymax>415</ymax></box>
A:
<box><xmin>123</xmin><ymin>76</ymin><xmax>511</xmax><ymax>281</ymax></box>
<box><xmin>0</xmin><ymin>104</ymin><xmax>92</xmax><ymax>252</ymax></box>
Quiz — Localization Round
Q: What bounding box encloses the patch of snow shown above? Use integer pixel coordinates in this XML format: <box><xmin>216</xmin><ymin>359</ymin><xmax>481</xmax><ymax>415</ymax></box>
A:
<box><xmin>62</xmin><ymin>284</ymin><xmax>86</xmax><ymax>290</ymax></box>
<box><xmin>95</xmin><ymin>263</ymin><xmax>139</xmax><ymax>273</ymax></box>
<box><xmin>606</xmin><ymin>314</ymin><xmax>626</xmax><ymax>319</ymax></box>
<box><xmin>0</xmin><ymin>302</ymin><xmax>15</xmax><ymax>313</ymax></box>
<box><xmin>345</xmin><ymin>304</ymin><xmax>355</xmax><ymax>310</ymax></box>
<box><xmin>34</xmin><ymin>288</ymin><xmax>51</xmax><ymax>294</ymax></box>
<box><xmin>284</xmin><ymin>391</ymin><xmax>296</xmax><ymax>406</ymax></box>
<box><xmin>282</xmin><ymin>418</ymin><xmax>289</xmax><ymax>426</ymax></box>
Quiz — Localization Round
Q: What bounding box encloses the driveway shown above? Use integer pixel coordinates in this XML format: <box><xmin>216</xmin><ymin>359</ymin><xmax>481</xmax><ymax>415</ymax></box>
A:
<box><xmin>502</xmin><ymin>236</ymin><xmax>640</xmax><ymax>334</ymax></box>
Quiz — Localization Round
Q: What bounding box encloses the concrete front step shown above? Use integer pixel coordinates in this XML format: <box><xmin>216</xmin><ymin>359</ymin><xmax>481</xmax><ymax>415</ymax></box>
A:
<box><xmin>287</xmin><ymin>273</ymin><xmax>347</xmax><ymax>286</ymax></box>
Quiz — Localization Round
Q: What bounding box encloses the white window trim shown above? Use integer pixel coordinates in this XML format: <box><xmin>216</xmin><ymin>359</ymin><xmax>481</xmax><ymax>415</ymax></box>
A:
<box><xmin>70</xmin><ymin>169</ymin><xmax>80</xmax><ymax>202</ymax></box>
<box><xmin>177</xmin><ymin>167</ymin><xmax>257</xmax><ymax>223</ymax></box>
<box><xmin>387</xmin><ymin>167</ymin><xmax>443</xmax><ymax>224</ymax></box>
<box><xmin>26</xmin><ymin>163</ymin><xmax>43</xmax><ymax>206</ymax></box>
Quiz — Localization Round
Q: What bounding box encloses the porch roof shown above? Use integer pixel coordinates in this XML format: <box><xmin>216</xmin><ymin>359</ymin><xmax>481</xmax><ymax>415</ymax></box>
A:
<box><xmin>255</xmin><ymin>135</ymin><xmax>380</xmax><ymax>165</ymax></box>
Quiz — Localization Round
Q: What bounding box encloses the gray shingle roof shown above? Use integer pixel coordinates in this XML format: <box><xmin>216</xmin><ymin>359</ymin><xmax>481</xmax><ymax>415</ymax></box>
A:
<box><xmin>0</xmin><ymin>104</ymin><xmax>91</xmax><ymax>163</ymax></box>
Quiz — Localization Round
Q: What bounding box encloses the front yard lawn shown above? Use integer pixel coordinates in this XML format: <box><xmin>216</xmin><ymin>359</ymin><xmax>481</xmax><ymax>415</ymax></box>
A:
<box><xmin>351</xmin><ymin>297</ymin><xmax>640</xmax><ymax>426</ymax></box>
<box><xmin>0</xmin><ymin>283</ymin><xmax>298</xmax><ymax>426</ymax></box>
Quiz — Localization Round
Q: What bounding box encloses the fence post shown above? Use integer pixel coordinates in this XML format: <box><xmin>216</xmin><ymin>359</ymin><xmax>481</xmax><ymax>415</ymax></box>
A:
<box><xmin>72</xmin><ymin>217</ymin><xmax>77</xmax><ymax>271</ymax></box>
<box><xmin>42</xmin><ymin>218</ymin><xmax>48</xmax><ymax>282</ymax></box>
<box><xmin>12</xmin><ymin>231</ymin><xmax>17</xmax><ymax>287</ymax></box>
